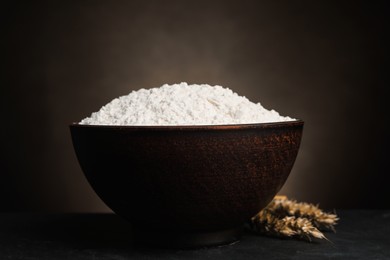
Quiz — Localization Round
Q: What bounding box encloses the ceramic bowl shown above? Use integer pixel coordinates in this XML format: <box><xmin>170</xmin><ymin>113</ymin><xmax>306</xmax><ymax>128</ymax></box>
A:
<box><xmin>70</xmin><ymin>120</ymin><xmax>303</xmax><ymax>248</ymax></box>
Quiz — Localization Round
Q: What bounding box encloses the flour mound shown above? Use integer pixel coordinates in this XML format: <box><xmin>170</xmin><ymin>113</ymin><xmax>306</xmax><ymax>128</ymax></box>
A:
<box><xmin>80</xmin><ymin>82</ymin><xmax>295</xmax><ymax>126</ymax></box>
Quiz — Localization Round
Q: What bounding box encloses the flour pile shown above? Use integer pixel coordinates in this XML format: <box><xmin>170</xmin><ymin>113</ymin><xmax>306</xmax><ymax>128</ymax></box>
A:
<box><xmin>80</xmin><ymin>82</ymin><xmax>295</xmax><ymax>125</ymax></box>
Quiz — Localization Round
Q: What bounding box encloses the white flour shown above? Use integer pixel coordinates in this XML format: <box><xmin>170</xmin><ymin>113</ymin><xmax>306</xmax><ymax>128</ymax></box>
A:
<box><xmin>80</xmin><ymin>82</ymin><xmax>295</xmax><ymax>125</ymax></box>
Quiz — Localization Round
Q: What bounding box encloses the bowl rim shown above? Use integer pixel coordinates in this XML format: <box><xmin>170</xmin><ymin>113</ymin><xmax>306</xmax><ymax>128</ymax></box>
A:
<box><xmin>69</xmin><ymin>119</ymin><xmax>303</xmax><ymax>131</ymax></box>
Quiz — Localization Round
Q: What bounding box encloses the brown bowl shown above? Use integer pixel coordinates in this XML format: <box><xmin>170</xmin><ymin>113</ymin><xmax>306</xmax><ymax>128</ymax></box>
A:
<box><xmin>69</xmin><ymin>120</ymin><xmax>303</xmax><ymax>248</ymax></box>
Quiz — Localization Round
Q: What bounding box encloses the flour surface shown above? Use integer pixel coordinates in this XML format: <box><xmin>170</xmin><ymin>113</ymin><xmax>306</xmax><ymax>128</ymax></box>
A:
<box><xmin>80</xmin><ymin>82</ymin><xmax>295</xmax><ymax>125</ymax></box>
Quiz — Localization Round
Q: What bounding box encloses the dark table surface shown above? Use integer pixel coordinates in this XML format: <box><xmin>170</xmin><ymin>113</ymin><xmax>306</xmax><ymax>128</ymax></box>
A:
<box><xmin>1</xmin><ymin>210</ymin><xmax>389</xmax><ymax>259</ymax></box>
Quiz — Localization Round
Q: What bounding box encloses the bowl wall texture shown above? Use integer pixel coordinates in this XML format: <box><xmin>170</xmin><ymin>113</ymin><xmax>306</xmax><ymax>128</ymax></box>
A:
<box><xmin>70</xmin><ymin>121</ymin><xmax>303</xmax><ymax>247</ymax></box>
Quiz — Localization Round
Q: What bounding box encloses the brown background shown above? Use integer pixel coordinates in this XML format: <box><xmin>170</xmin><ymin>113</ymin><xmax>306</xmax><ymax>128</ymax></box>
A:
<box><xmin>2</xmin><ymin>0</ymin><xmax>387</xmax><ymax>212</ymax></box>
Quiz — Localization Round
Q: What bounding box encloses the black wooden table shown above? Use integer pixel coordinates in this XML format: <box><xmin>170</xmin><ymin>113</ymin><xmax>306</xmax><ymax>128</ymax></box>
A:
<box><xmin>1</xmin><ymin>210</ymin><xmax>389</xmax><ymax>259</ymax></box>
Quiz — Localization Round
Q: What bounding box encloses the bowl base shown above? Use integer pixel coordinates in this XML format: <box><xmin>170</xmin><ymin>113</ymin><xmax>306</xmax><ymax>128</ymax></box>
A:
<box><xmin>133</xmin><ymin>226</ymin><xmax>243</xmax><ymax>249</ymax></box>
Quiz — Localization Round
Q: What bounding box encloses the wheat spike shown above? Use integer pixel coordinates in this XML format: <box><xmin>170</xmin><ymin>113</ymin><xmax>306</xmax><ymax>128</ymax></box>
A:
<box><xmin>250</xmin><ymin>196</ymin><xmax>339</xmax><ymax>241</ymax></box>
<box><xmin>250</xmin><ymin>208</ymin><xmax>326</xmax><ymax>241</ymax></box>
<box><xmin>268</xmin><ymin>197</ymin><xmax>339</xmax><ymax>231</ymax></box>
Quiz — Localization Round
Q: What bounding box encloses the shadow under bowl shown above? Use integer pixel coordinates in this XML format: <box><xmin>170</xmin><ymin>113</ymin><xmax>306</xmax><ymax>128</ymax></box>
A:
<box><xmin>70</xmin><ymin>120</ymin><xmax>304</xmax><ymax>248</ymax></box>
